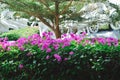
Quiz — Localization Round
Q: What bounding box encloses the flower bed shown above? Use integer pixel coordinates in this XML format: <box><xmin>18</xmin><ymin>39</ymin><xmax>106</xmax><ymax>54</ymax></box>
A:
<box><xmin>0</xmin><ymin>32</ymin><xmax>120</xmax><ymax>80</ymax></box>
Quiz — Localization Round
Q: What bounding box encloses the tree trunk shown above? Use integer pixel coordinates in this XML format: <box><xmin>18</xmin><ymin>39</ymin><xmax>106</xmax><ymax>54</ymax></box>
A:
<box><xmin>54</xmin><ymin>26</ymin><xmax>61</xmax><ymax>38</ymax></box>
<box><xmin>54</xmin><ymin>1</ymin><xmax>61</xmax><ymax>38</ymax></box>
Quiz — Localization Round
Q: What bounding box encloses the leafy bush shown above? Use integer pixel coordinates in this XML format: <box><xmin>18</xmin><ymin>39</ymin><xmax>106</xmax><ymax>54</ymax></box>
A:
<box><xmin>0</xmin><ymin>32</ymin><xmax>120</xmax><ymax>80</ymax></box>
<box><xmin>0</xmin><ymin>27</ymin><xmax>39</xmax><ymax>41</ymax></box>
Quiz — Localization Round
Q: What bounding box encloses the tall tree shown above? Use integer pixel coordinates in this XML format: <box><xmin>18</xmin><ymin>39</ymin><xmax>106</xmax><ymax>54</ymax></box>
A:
<box><xmin>0</xmin><ymin>0</ymin><xmax>76</xmax><ymax>38</ymax></box>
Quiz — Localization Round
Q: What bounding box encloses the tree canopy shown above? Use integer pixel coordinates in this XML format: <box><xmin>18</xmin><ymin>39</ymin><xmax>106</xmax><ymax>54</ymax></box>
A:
<box><xmin>0</xmin><ymin>0</ymin><xmax>107</xmax><ymax>38</ymax></box>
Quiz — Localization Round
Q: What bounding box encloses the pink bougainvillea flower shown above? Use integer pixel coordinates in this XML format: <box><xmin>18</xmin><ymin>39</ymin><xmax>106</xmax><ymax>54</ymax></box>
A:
<box><xmin>107</xmin><ymin>42</ymin><xmax>111</xmax><ymax>46</ymax></box>
<box><xmin>69</xmin><ymin>51</ymin><xmax>74</xmax><ymax>55</ymax></box>
<box><xmin>48</xmin><ymin>31</ymin><xmax>53</xmax><ymax>36</ymax></box>
<box><xmin>46</xmin><ymin>55</ymin><xmax>50</xmax><ymax>60</ymax></box>
<box><xmin>114</xmin><ymin>42</ymin><xmax>118</xmax><ymax>46</ymax></box>
<box><xmin>3</xmin><ymin>37</ymin><xmax>8</xmax><ymax>41</ymax></box>
<box><xmin>19</xmin><ymin>47</ymin><xmax>24</xmax><ymax>51</ymax></box>
<box><xmin>19</xmin><ymin>64</ymin><xmax>24</xmax><ymax>69</ymax></box>
<box><xmin>26</xmin><ymin>52</ymin><xmax>32</xmax><ymax>56</ymax></box>
<box><xmin>17</xmin><ymin>37</ymin><xmax>28</xmax><ymax>45</ymax></box>
<box><xmin>61</xmin><ymin>34</ymin><xmax>67</xmax><ymax>38</ymax></box>
<box><xmin>46</xmin><ymin>48</ymin><xmax>52</xmax><ymax>53</ymax></box>
<box><xmin>54</xmin><ymin>54</ymin><xmax>62</xmax><ymax>62</ymax></box>
<box><xmin>96</xmin><ymin>38</ymin><xmax>106</xmax><ymax>44</ymax></box>
<box><xmin>7</xmin><ymin>47</ymin><xmax>11</xmax><ymax>51</ymax></box>
<box><xmin>41</xmin><ymin>43</ymin><xmax>50</xmax><ymax>50</ymax></box>
<box><xmin>42</xmin><ymin>32</ymin><xmax>47</xmax><ymax>37</ymax></box>
<box><xmin>64</xmin><ymin>58</ymin><xmax>68</xmax><ymax>61</ymax></box>
<box><xmin>81</xmin><ymin>32</ymin><xmax>86</xmax><ymax>37</ymax></box>
<box><xmin>53</xmin><ymin>44</ymin><xmax>59</xmax><ymax>50</ymax></box>
<box><xmin>61</xmin><ymin>38</ymin><xmax>71</xmax><ymax>48</ymax></box>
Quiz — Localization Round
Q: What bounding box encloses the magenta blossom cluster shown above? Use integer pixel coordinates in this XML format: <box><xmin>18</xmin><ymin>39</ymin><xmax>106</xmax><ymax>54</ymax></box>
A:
<box><xmin>0</xmin><ymin>32</ymin><xmax>119</xmax><ymax>62</ymax></box>
<box><xmin>0</xmin><ymin>37</ymin><xmax>16</xmax><ymax>51</ymax></box>
<box><xmin>92</xmin><ymin>37</ymin><xmax>118</xmax><ymax>46</ymax></box>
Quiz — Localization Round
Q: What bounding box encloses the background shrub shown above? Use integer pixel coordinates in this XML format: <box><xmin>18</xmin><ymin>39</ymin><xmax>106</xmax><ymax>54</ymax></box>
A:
<box><xmin>0</xmin><ymin>27</ymin><xmax>39</xmax><ymax>41</ymax></box>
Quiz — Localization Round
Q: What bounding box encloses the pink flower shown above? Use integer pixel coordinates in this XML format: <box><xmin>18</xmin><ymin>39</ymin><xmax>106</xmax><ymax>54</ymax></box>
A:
<box><xmin>107</xmin><ymin>43</ymin><xmax>111</xmax><ymax>46</ymax></box>
<box><xmin>4</xmin><ymin>37</ymin><xmax>8</xmax><ymax>41</ymax></box>
<box><xmin>17</xmin><ymin>37</ymin><xmax>28</xmax><ymax>45</ymax></box>
<box><xmin>48</xmin><ymin>32</ymin><xmax>53</xmax><ymax>36</ymax></box>
<box><xmin>19</xmin><ymin>64</ymin><xmax>24</xmax><ymax>69</ymax></box>
<box><xmin>41</xmin><ymin>43</ymin><xmax>49</xmax><ymax>50</ymax></box>
<box><xmin>46</xmin><ymin>55</ymin><xmax>50</xmax><ymax>60</ymax></box>
<box><xmin>97</xmin><ymin>38</ymin><xmax>106</xmax><ymax>44</ymax></box>
<box><xmin>114</xmin><ymin>42</ymin><xmax>118</xmax><ymax>46</ymax></box>
<box><xmin>42</xmin><ymin>32</ymin><xmax>47</xmax><ymax>37</ymax></box>
<box><xmin>19</xmin><ymin>47</ymin><xmax>24</xmax><ymax>51</ymax></box>
<box><xmin>81</xmin><ymin>32</ymin><xmax>86</xmax><ymax>36</ymax></box>
<box><xmin>69</xmin><ymin>51</ymin><xmax>74</xmax><ymax>55</ymax></box>
<box><xmin>82</xmin><ymin>43</ymin><xmax>86</xmax><ymax>46</ymax></box>
<box><xmin>53</xmin><ymin>44</ymin><xmax>59</xmax><ymax>50</ymax></box>
<box><xmin>46</xmin><ymin>48</ymin><xmax>52</xmax><ymax>53</ymax></box>
<box><xmin>64</xmin><ymin>58</ymin><xmax>68</xmax><ymax>61</ymax></box>
<box><xmin>2</xmin><ymin>43</ymin><xmax>8</xmax><ymax>50</ymax></box>
<box><xmin>7</xmin><ymin>47</ymin><xmax>11</xmax><ymax>51</ymax></box>
<box><xmin>54</xmin><ymin>54</ymin><xmax>62</xmax><ymax>62</ymax></box>
<box><xmin>85</xmin><ymin>40</ymin><xmax>89</xmax><ymax>44</ymax></box>
<box><xmin>26</xmin><ymin>52</ymin><xmax>32</xmax><ymax>56</ymax></box>
<box><xmin>61</xmin><ymin>34</ymin><xmax>67</xmax><ymax>38</ymax></box>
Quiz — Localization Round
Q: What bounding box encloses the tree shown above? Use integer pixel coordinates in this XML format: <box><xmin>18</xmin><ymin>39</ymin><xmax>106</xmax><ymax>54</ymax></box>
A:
<box><xmin>0</xmin><ymin>0</ymin><xmax>77</xmax><ymax>38</ymax></box>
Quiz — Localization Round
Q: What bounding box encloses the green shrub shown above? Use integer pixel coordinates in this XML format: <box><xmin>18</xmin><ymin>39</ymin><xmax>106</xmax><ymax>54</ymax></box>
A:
<box><xmin>0</xmin><ymin>33</ymin><xmax>120</xmax><ymax>80</ymax></box>
<box><xmin>0</xmin><ymin>27</ymin><xmax>39</xmax><ymax>41</ymax></box>
<box><xmin>0</xmin><ymin>33</ymin><xmax>20</xmax><ymax>41</ymax></box>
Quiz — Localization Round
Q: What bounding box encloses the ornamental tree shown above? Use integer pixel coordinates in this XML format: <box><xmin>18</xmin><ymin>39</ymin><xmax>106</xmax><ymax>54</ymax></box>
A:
<box><xmin>0</xmin><ymin>0</ymin><xmax>107</xmax><ymax>38</ymax></box>
<box><xmin>0</xmin><ymin>0</ymin><xmax>78</xmax><ymax>38</ymax></box>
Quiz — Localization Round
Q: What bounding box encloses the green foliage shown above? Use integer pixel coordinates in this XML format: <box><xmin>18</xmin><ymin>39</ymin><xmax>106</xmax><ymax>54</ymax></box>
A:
<box><xmin>0</xmin><ymin>38</ymin><xmax>120</xmax><ymax>80</ymax></box>
<box><xmin>0</xmin><ymin>27</ymin><xmax>39</xmax><ymax>40</ymax></box>
<box><xmin>0</xmin><ymin>33</ymin><xmax>20</xmax><ymax>41</ymax></box>
<box><xmin>1</xmin><ymin>0</ymin><xmax>69</xmax><ymax>20</ymax></box>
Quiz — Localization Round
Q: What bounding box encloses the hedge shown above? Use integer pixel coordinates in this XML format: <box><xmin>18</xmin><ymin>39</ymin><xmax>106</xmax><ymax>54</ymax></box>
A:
<box><xmin>0</xmin><ymin>32</ymin><xmax>120</xmax><ymax>80</ymax></box>
<box><xmin>0</xmin><ymin>27</ymin><xmax>39</xmax><ymax>41</ymax></box>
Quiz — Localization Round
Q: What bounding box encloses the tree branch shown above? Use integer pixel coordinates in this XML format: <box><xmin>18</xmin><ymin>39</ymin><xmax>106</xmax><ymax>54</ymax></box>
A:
<box><xmin>0</xmin><ymin>0</ymin><xmax>54</xmax><ymax>31</ymax></box>
<box><xmin>37</xmin><ymin>15</ymin><xmax>55</xmax><ymax>31</ymax></box>
<box><xmin>27</xmin><ymin>11</ymin><xmax>55</xmax><ymax>31</ymax></box>
<box><xmin>60</xmin><ymin>0</ymin><xmax>73</xmax><ymax>15</ymax></box>
<box><xmin>20</xmin><ymin>10</ymin><xmax>55</xmax><ymax>31</ymax></box>
<box><xmin>38</xmin><ymin>0</ymin><xmax>55</xmax><ymax>15</ymax></box>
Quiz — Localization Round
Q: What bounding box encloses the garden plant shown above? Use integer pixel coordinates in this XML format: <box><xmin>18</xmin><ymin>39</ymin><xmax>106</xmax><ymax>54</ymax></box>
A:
<box><xmin>0</xmin><ymin>32</ymin><xmax>120</xmax><ymax>80</ymax></box>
